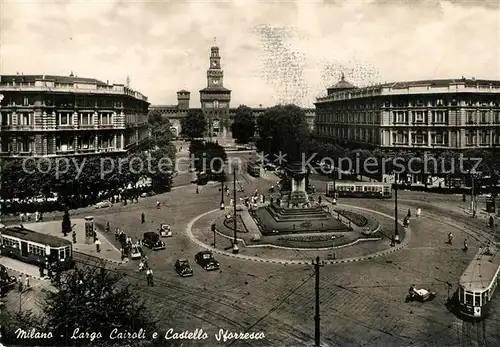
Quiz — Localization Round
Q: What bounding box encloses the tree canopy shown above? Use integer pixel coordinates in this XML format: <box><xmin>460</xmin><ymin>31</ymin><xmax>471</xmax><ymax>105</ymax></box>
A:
<box><xmin>0</xmin><ymin>264</ymin><xmax>157</xmax><ymax>347</ymax></box>
<box><xmin>181</xmin><ymin>111</ymin><xmax>207</xmax><ymax>139</ymax></box>
<box><xmin>256</xmin><ymin>104</ymin><xmax>310</xmax><ymax>161</ymax></box>
<box><xmin>189</xmin><ymin>140</ymin><xmax>227</xmax><ymax>180</ymax></box>
<box><xmin>231</xmin><ymin>106</ymin><xmax>255</xmax><ymax>144</ymax></box>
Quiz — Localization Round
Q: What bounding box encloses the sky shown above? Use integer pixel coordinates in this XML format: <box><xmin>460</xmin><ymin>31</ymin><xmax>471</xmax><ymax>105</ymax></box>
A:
<box><xmin>0</xmin><ymin>0</ymin><xmax>499</xmax><ymax>107</ymax></box>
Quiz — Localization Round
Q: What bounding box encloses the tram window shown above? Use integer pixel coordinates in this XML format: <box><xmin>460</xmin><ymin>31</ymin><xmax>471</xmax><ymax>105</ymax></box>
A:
<box><xmin>465</xmin><ymin>292</ymin><xmax>474</xmax><ymax>305</ymax></box>
<box><xmin>459</xmin><ymin>287</ymin><xmax>464</xmax><ymax>300</ymax></box>
<box><xmin>482</xmin><ymin>292</ymin><xmax>488</xmax><ymax>303</ymax></box>
<box><xmin>59</xmin><ymin>249</ymin><xmax>65</xmax><ymax>260</ymax></box>
<box><xmin>474</xmin><ymin>293</ymin><xmax>481</xmax><ymax>306</ymax></box>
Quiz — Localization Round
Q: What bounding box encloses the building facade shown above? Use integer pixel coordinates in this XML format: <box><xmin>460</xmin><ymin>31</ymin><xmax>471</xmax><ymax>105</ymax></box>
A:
<box><xmin>0</xmin><ymin>74</ymin><xmax>149</xmax><ymax>158</ymax></box>
<box><xmin>151</xmin><ymin>44</ymin><xmax>315</xmax><ymax>138</ymax></box>
<box><xmin>315</xmin><ymin>76</ymin><xmax>500</xmax><ymax>150</ymax></box>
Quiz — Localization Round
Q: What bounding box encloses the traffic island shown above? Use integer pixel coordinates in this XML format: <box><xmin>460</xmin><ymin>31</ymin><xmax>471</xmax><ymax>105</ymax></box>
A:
<box><xmin>188</xmin><ymin>204</ymin><xmax>410</xmax><ymax>264</ymax></box>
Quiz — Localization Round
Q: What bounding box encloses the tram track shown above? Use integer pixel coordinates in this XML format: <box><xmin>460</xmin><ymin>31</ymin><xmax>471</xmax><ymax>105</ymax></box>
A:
<box><xmin>72</xmin><ymin>252</ymin><xmax>313</xmax><ymax>346</ymax></box>
<box><xmin>461</xmin><ymin>320</ymin><xmax>489</xmax><ymax>347</ymax></box>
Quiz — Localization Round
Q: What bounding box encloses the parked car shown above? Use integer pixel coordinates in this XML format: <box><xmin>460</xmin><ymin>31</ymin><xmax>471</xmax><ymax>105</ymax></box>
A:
<box><xmin>130</xmin><ymin>246</ymin><xmax>142</xmax><ymax>260</ymax></box>
<box><xmin>141</xmin><ymin>232</ymin><xmax>165</xmax><ymax>250</ymax></box>
<box><xmin>0</xmin><ymin>265</ymin><xmax>17</xmax><ymax>294</ymax></box>
<box><xmin>194</xmin><ymin>251</ymin><xmax>220</xmax><ymax>271</ymax></box>
<box><xmin>159</xmin><ymin>223</ymin><xmax>172</xmax><ymax>237</ymax></box>
<box><xmin>174</xmin><ymin>259</ymin><xmax>193</xmax><ymax>277</ymax></box>
<box><xmin>94</xmin><ymin>200</ymin><xmax>112</xmax><ymax>209</ymax></box>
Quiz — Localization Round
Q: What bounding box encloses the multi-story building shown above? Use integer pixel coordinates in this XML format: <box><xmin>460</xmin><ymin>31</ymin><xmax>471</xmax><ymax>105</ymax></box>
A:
<box><xmin>315</xmin><ymin>75</ymin><xmax>500</xmax><ymax>150</ymax></box>
<box><xmin>0</xmin><ymin>74</ymin><xmax>149</xmax><ymax>158</ymax></box>
<box><xmin>150</xmin><ymin>43</ymin><xmax>315</xmax><ymax>138</ymax></box>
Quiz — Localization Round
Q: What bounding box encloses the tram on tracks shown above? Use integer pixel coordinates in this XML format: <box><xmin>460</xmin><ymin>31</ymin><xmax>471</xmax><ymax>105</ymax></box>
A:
<box><xmin>458</xmin><ymin>246</ymin><xmax>500</xmax><ymax>319</ymax></box>
<box><xmin>326</xmin><ymin>181</ymin><xmax>392</xmax><ymax>199</ymax></box>
<box><xmin>0</xmin><ymin>224</ymin><xmax>74</xmax><ymax>270</ymax></box>
<box><xmin>247</xmin><ymin>162</ymin><xmax>261</xmax><ymax>178</ymax></box>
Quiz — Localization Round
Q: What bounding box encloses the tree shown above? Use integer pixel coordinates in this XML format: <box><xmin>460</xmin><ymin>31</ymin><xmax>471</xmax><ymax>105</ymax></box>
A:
<box><xmin>41</xmin><ymin>264</ymin><xmax>157</xmax><ymax>346</ymax></box>
<box><xmin>147</xmin><ymin>144</ymin><xmax>176</xmax><ymax>193</ymax></box>
<box><xmin>231</xmin><ymin>106</ymin><xmax>255</xmax><ymax>144</ymax></box>
<box><xmin>189</xmin><ymin>141</ymin><xmax>227</xmax><ymax>180</ymax></box>
<box><xmin>62</xmin><ymin>209</ymin><xmax>71</xmax><ymax>236</ymax></box>
<box><xmin>181</xmin><ymin>111</ymin><xmax>207</xmax><ymax>139</ymax></box>
<box><xmin>148</xmin><ymin>110</ymin><xmax>174</xmax><ymax>148</ymax></box>
<box><xmin>256</xmin><ymin>104</ymin><xmax>310</xmax><ymax>161</ymax></box>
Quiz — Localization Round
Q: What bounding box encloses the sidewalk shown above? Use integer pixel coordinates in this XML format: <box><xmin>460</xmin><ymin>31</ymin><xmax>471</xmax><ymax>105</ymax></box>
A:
<box><xmin>23</xmin><ymin>220</ymin><xmax>123</xmax><ymax>263</ymax></box>
<box><xmin>0</xmin><ymin>256</ymin><xmax>42</xmax><ymax>279</ymax></box>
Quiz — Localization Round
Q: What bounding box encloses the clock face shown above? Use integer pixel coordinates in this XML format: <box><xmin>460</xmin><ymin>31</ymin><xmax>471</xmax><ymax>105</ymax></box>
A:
<box><xmin>212</xmin><ymin>61</ymin><xmax>217</xmax><ymax>67</ymax></box>
<box><xmin>213</xmin><ymin>79</ymin><xmax>219</xmax><ymax>85</ymax></box>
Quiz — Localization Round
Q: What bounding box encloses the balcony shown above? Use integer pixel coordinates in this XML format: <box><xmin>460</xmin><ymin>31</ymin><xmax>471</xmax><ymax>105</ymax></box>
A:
<box><xmin>78</xmin><ymin>124</ymin><xmax>95</xmax><ymax>130</ymax></box>
<box><xmin>98</xmin><ymin>124</ymin><xmax>114</xmax><ymax>129</ymax></box>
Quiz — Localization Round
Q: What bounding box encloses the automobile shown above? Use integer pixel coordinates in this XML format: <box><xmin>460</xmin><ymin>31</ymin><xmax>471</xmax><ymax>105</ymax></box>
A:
<box><xmin>194</xmin><ymin>251</ymin><xmax>220</xmax><ymax>271</ymax></box>
<box><xmin>174</xmin><ymin>259</ymin><xmax>193</xmax><ymax>277</ymax></box>
<box><xmin>130</xmin><ymin>246</ymin><xmax>142</xmax><ymax>260</ymax></box>
<box><xmin>406</xmin><ymin>287</ymin><xmax>437</xmax><ymax>303</ymax></box>
<box><xmin>0</xmin><ymin>265</ymin><xmax>17</xmax><ymax>293</ymax></box>
<box><xmin>94</xmin><ymin>200</ymin><xmax>112</xmax><ymax>209</ymax></box>
<box><xmin>159</xmin><ymin>223</ymin><xmax>173</xmax><ymax>237</ymax></box>
<box><xmin>141</xmin><ymin>232</ymin><xmax>165</xmax><ymax>250</ymax></box>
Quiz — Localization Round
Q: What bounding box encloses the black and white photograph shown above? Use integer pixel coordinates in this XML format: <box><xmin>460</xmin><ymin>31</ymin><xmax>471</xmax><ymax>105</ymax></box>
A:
<box><xmin>0</xmin><ymin>0</ymin><xmax>499</xmax><ymax>346</ymax></box>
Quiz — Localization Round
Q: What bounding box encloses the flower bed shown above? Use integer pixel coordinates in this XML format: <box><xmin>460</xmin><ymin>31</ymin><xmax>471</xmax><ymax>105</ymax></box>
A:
<box><xmin>274</xmin><ymin>234</ymin><xmax>346</xmax><ymax>248</ymax></box>
<box><xmin>334</xmin><ymin>209</ymin><xmax>368</xmax><ymax>227</ymax></box>
<box><xmin>223</xmin><ymin>215</ymin><xmax>248</xmax><ymax>233</ymax></box>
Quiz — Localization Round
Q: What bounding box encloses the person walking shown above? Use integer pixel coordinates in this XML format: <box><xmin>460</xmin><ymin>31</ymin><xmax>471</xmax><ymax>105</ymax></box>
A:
<box><xmin>416</xmin><ymin>208</ymin><xmax>421</xmax><ymax>218</ymax></box>
<box><xmin>146</xmin><ymin>268</ymin><xmax>154</xmax><ymax>286</ymax></box>
<box><xmin>156</xmin><ymin>200</ymin><xmax>160</xmax><ymax>209</ymax></box>
<box><xmin>463</xmin><ymin>238</ymin><xmax>468</xmax><ymax>252</ymax></box>
<box><xmin>141</xmin><ymin>212</ymin><xmax>145</xmax><ymax>224</ymax></box>
<box><xmin>95</xmin><ymin>238</ymin><xmax>101</xmax><ymax>253</ymax></box>
<box><xmin>407</xmin><ymin>209</ymin><xmax>411</xmax><ymax>218</ymax></box>
<box><xmin>448</xmin><ymin>232</ymin><xmax>453</xmax><ymax>244</ymax></box>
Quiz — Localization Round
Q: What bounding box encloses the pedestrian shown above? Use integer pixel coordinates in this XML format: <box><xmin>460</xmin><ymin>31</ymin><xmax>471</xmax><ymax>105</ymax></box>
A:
<box><xmin>416</xmin><ymin>208</ymin><xmax>421</xmax><ymax>218</ymax></box>
<box><xmin>106</xmin><ymin>222</ymin><xmax>110</xmax><ymax>233</ymax></box>
<box><xmin>407</xmin><ymin>209</ymin><xmax>411</xmax><ymax>218</ymax></box>
<box><xmin>463</xmin><ymin>238</ymin><xmax>468</xmax><ymax>252</ymax></box>
<box><xmin>146</xmin><ymin>268</ymin><xmax>154</xmax><ymax>286</ymax></box>
<box><xmin>141</xmin><ymin>212</ymin><xmax>145</xmax><ymax>224</ymax></box>
<box><xmin>95</xmin><ymin>238</ymin><xmax>101</xmax><ymax>253</ymax></box>
<box><xmin>196</xmin><ymin>186</ymin><xmax>199</xmax><ymax>194</ymax></box>
<box><xmin>39</xmin><ymin>263</ymin><xmax>45</xmax><ymax>278</ymax></box>
<box><xmin>390</xmin><ymin>235</ymin><xmax>395</xmax><ymax>247</ymax></box>
<box><xmin>448</xmin><ymin>232</ymin><xmax>453</xmax><ymax>244</ymax></box>
<box><xmin>24</xmin><ymin>276</ymin><xmax>29</xmax><ymax>289</ymax></box>
<box><xmin>395</xmin><ymin>230</ymin><xmax>400</xmax><ymax>244</ymax></box>
<box><xmin>156</xmin><ymin>200</ymin><xmax>160</xmax><ymax>209</ymax></box>
<box><xmin>489</xmin><ymin>215</ymin><xmax>495</xmax><ymax>227</ymax></box>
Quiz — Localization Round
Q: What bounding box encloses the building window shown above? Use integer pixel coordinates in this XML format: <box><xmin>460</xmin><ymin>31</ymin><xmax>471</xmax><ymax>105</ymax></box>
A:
<box><xmin>1</xmin><ymin>112</ymin><xmax>11</xmax><ymax>126</ymax></box>
<box><xmin>393</xmin><ymin>111</ymin><xmax>407</xmax><ymax>124</ymax></box>
<box><xmin>466</xmin><ymin>132</ymin><xmax>475</xmax><ymax>145</ymax></box>
<box><xmin>80</xmin><ymin>113</ymin><xmax>92</xmax><ymax>125</ymax></box>
<box><xmin>414</xmin><ymin>112</ymin><xmax>424</xmax><ymax>123</ymax></box>
<box><xmin>494</xmin><ymin>111</ymin><xmax>500</xmax><ymax>124</ymax></box>
<box><xmin>433</xmin><ymin>133</ymin><xmax>443</xmax><ymax>144</ymax></box>
<box><xmin>100</xmin><ymin>113</ymin><xmax>112</xmax><ymax>124</ymax></box>
<box><xmin>467</xmin><ymin>111</ymin><xmax>475</xmax><ymax>124</ymax></box>
<box><xmin>19</xmin><ymin>137</ymin><xmax>32</xmax><ymax>152</ymax></box>
<box><xmin>414</xmin><ymin>133</ymin><xmax>425</xmax><ymax>144</ymax></box>
<box><xmin>59</xmin><ymin>113</ymin><xmax>70</xmax><ymax>125</ymax></box>
<box><xmin>23</xmin><ymin>96</ymin><xmax>29</xmax><ymax>106</ymax></box>
<box><xmin>481</xmin><ymin>111</ymin><xmax>488</xmax><ymax>123</ymax></box>
<box><xmin>393</xmin><ymin>131</ymin><xmax>407</xmax><ymax>144</ymax></box>
<box><xmin>450</xmin><ymin>99</ymin><xmax>458</xmax><ymax>106</ymax></box>
<box><xmin>19</xmin><ymin>113</ymin><xmax>31</xmax><ymax>125</ymax></box>
<box><xmin>480</xmin><ymin>131</ymin><xmax>489</xmax><ymax>145</ymax></box>
<box><xmin>433</xmin><ymin>111</ymin><xmax>446</xmax><ymax>124</ymax></box>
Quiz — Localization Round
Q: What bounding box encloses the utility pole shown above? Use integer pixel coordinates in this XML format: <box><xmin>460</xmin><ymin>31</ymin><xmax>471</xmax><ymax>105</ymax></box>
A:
<box><xmin>313</xmin><ymin>256</ymin><xmax>323</xmax><ymax>347</ymax></box>
<box><xmin>220</xmin><ymin>176</ymin><xmax>225</xmax><ymax>210</ymax></box>
<box><xmin>394</xmin><ymin>183</ymin><xmax>398</xmax><ymax>236</ymax></box>
<box><xmin>232</xmin><ymin>167</ymin><xmax>239</xmax><ymax>254</ymax></box>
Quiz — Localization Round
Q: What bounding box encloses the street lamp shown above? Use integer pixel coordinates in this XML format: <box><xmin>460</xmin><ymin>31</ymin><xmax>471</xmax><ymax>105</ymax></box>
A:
<box><xmin>394</xmin><ymin>178</ymin><xmax>399</xmax><ymax>241</ymax></box>
<box><xmin>219</xmin><ymin>171</ymin><xmax>225</xmax><ymax>210</ymax></box>
<box><xmin>232</xmin><ymin>163</ymin><xmax>239</xmax><ymax>254</ymax></box>
<box><xmin>0</xmin><ymin>94</ymin><xmax>3</xmax><ymax>221</ymax></box>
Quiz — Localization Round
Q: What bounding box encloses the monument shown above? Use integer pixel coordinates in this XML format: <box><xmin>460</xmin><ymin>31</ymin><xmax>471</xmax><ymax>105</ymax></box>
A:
<box><xmin>254</xmin><ymin>161</ymin><xmax>351</xmax><ymax>235</ymax></box>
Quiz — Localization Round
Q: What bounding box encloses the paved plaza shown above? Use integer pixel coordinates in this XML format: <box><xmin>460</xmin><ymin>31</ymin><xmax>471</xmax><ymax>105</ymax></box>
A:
<box><xmin>2</xmin><ymin>155</ymin><xmax>500</xmax><ymax>346</ymax></box>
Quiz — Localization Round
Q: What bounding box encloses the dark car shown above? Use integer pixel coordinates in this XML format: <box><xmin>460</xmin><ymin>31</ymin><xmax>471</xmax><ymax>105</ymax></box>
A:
<box><xmin>194</xmin><ymin>251</ymin><xmax>220</xmax><ymax>271</ymax></box>
<box><xmin>0</xmin><ymin>265</ymin><xmax>17</xmax><ymax>295</ymax></box>
<box><xmin>174</xmin><ymin>259</ymin><xmax>193</xmax><ymax>277</ymax></box>
<box><xmin>141</xmin><ymin>232</ymin><xmax>165</xmax><ymax>250</ymax></box>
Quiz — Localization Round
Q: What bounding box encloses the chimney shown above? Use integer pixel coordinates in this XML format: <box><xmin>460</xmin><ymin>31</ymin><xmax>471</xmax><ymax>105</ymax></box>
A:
<box><xmin>107</xmin><ymin>80</ymin><xmax>109</xmax><ymax>85</ymax></box>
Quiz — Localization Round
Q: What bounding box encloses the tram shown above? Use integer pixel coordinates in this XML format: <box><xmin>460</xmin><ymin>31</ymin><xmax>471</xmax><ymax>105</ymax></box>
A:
<box><xmin>458</xmin><ymin>246</ymin><xmax>500</xmax><ymax>319</ymax></box>
<box><xmin>247</xmin><ymin>162</ymin><xmax>261</xmax><ymax>178</ymax></box>
<box><xmin>326</xmin><ymin>181</ymin><xmax>392</xmax><ymax>199</ymax></box>
<box><xmin>0</xmin><ymin>225</ymin><xmax>74</xmax><ymax>270</ymax></box>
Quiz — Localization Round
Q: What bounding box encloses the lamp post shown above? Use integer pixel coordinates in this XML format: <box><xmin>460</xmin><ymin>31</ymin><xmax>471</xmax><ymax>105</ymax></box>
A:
<box><xmin>219</xmin><ymin>173</ymin><xmax>225</xmax><ymax>210</ymax></box>
<box><xmin>0</xmin><ymin>94</ymin><xmax>3</xmax><ymax>222</ymax></box>
<box><xmin>394</xmin><ymin>180</ymin><xmax>399</xmax><ymax>238</ymax></box>
<box><xmin>232</xmin><ymin>164</ymin><xmax>239</xmax><ymax>254</ymax></box>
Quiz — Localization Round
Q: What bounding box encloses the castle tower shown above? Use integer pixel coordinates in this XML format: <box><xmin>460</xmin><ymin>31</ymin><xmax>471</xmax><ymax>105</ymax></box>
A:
<box><xmin>199</xmin><ymin>38</ymin><xmax>231</xmax><ymax>140</ymax></box>
<box><xmin>177</xmin><ymin>90</ymin><xmax>190</xmax><ymax>109</ymax></box>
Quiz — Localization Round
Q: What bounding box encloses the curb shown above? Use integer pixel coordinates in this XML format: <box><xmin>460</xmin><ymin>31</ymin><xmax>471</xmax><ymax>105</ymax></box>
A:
<box><xmin>186</xmin><ymin>206</ymin><xmax>412</xmax><ymax>265</ymax></box>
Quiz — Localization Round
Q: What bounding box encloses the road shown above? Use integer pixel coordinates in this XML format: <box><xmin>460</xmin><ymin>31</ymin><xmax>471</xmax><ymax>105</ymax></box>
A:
<box><xmin>84</xmin><ymin>152</ymin><xmax>500</xmax><ymax>347</ymax></box>
<box><xmin>7</xmin><ymin>152</ymin><xmax>497</xmax><ymax>346</ymax></box>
